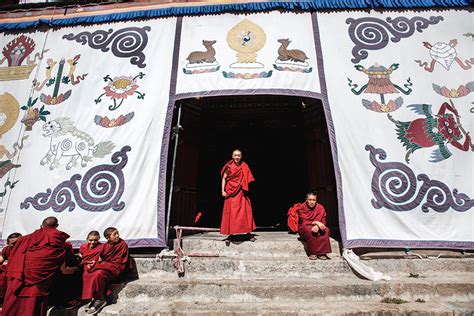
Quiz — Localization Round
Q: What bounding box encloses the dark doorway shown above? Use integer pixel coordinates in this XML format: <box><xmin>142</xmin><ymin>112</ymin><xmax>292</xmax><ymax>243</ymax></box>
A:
<box><xmin>167</xmin><ymin>95</ymin><xmax>339</xmax><ymax>239</ymax></box>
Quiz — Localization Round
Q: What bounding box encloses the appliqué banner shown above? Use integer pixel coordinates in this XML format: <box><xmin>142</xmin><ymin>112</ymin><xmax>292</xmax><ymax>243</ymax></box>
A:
<box><xmin>0</xmin><ymin>8</ymin><xmax>472</xmax><ymax>248</ymax></box>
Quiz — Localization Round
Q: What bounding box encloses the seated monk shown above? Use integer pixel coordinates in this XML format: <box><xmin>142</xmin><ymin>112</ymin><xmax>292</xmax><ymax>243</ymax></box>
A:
<box><xmin>296</xmin><ymin>192</ymin><xmax>332</xmax><ymax>260</ymax></box>
<box><xmin>0</xmin><ymin>233</ymin><xmax>22</xmax><ymax>301</ymax></box>
<box><xmin>79</xmin><ymin>230</ymin><xmax>102</xmax><ymax>264</ymax></box>
<box><xmin>2</xmin><ymin>217</ymin><xmax>73</xmax><ymax>316</ymax></box>
<box><xmin>82</xmin><ymin>227</ymin><xmax>130</xmax><ymax>314</ymax></box>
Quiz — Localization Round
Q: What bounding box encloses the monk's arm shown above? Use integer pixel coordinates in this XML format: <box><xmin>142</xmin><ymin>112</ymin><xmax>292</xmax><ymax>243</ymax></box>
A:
<box><xmin>221</xmin><ymin>172</ymin><xmax>228</xmax><ymax>197</ymax></box>
<box><xmin>0</xmin><ymin>255</ymin><xmax>4</xmax><ymax>264</ymax></box>
<box><xmin>312</xmin><ymin>206</ymin><xmax>327</xmax><ymax>230</ymax></box>
<box><xmin>60</xmin><ymin>262</ymin><xmax>80</xmax><ymax>275</ymax></box>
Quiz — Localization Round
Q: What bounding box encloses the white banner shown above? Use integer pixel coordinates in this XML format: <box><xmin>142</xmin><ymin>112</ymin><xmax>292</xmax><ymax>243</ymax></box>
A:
<box><xmin>0</xmin><ymin>7</ymin><xmax>472</xmax><ymax>248</ymax></box>
<box><xmin>0</xmin><ymin>18</ymin><xmax>177</xmax><ymax>247</ymax></box>
<box><xmin>318</xmin><ymin>10</ymin><xmax>473</xmax><ymax>248</ymax></box>
<box><xmin>177</xmin><ymin>11</ymin><xmax>321</xmax><ymax>95</ymax></box>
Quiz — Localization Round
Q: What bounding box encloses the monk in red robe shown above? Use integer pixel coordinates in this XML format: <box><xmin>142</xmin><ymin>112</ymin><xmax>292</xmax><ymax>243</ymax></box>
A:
<box><xmin>0</xmin><ymin>233</ymin><xmax>22</xmax><ymax>301</ymax></box>
<box><xmin>79</xmin><ymin>230</ymin><xmax>102</xmax><ymax>265</ymax></box>
<box><xmin>82</xmin><ymin>227</ymin><xmax>129</xmax><ymax>314</ymax></box>
<box><xmin>2</xmin><ymin>217</ymin><xmax>71</xmax><ymax>316</ymax></box>
<box><xmin>296</xmin><ymin>192</ymin><xmax>332</xmax><ymax>260</ymax></box>
<box><xmin>220</xmin><ymin>149</ymin><xmax>256</xmax><ymax>243</ymax></box>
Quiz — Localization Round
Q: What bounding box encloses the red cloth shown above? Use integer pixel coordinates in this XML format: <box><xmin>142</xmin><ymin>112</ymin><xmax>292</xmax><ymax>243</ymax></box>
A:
<box><xmin>82</xmin><ymin>239</ymin><xmax>129</xmax><ymax>300</ymax></box>
<box><xmin>220</xmin><ymin>160</ymin><xmax>256</xmax><ymax>235</ymax></box>
<box><xmin>79</xmin><ymin>242</ymin><xmax>102</xmax><ymax>267</ymax></box>
<box><xmin>0</xmin><ymin>246</ymin><xmax>12</xmax><ymax>300</ymax></box>
<box><xmin>1</xmin><ymin>288</ymin><xmax>47</xmax><ymax>316</ymax></box>
<box><xmin>287</xmin><ymin>203</ymin><xmax>300</xmax><ymax>233</ymax></box>
<box><xmin>2</xmin><ymin>227</ymin><xmax>69</xmax><ymax>316</ymax></box>
<box><xmin>297</xmin><ymin>203</ymin><xmax>332</xmax><ymax>255</ymax></box>
<box><xmin>1</xmin><ymin>246</ymin><xmax>12</xmax><ymax>262</ymax></box>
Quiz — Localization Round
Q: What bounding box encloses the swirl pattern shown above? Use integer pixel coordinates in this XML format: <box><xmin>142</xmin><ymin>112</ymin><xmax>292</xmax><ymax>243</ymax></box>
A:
<box><xmin>366</xmin><ymin>145</ymin><xmax>472</xmax><ymax>212</ymax></box>
<box><xmin>63</xmin><ymin>27</ymin><xmax>151</xmax><ymax>68</ymax></box>
<box><xmin>346</xmin><ymin>16</ymin><xmax>443</xmax><ymax>63</ymax></box>
<box><xmin>20</xmin><ymin>146</ymin><xmax>131</xmax><ymax>212</ymax></box>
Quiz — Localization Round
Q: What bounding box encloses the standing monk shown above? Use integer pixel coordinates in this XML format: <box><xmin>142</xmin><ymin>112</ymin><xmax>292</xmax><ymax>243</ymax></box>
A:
<box><xmin>221</xmin><ymin>149</ymin><xmax>256</xmax><ymax>243</ymax></box>
<box><xmin>2</xmin><ymin>217</ymin><xmax>71</xmax><ymax>316</ymax></box>
<box><xmin>297</xmin><ymin>192</ymin><xmax>332</xmax><ymax>260</ymax></box>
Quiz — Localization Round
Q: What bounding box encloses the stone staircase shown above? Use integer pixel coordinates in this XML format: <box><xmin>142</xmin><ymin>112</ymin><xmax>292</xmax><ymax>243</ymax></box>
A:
<box><xmin>60</xmin><ymin>232</ymin><xmax>473</xmax><ymax>315</ymax></box>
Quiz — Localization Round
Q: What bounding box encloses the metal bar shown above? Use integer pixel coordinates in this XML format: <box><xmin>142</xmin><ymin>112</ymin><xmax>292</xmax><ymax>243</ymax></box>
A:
<box><xmin>165</xmin><ymin>102</ymin><xmax>183</xmax><ymax>244</ymax></box>
<box><xmin>173</xmin><ymin>225</ymin><xmax>220</xmax><ymax>232</ymax></box>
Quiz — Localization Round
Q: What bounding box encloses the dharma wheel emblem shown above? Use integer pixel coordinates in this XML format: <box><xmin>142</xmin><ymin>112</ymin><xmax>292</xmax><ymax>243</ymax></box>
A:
<box><xmin>227</xmin><ymin>19</ymin><xmax>266</xmax><ymax>68</ymax></box>
<box><xmin>223</xmin><ymin>19</ymin><xmax>272</xmax><ymax>79</ymax></box>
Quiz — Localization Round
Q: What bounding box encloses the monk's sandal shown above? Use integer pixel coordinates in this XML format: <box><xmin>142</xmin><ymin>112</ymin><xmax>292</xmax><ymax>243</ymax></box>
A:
<box><xmin>87</xmin><ymin>298</ymin><xmax>107</xmax><ymax>314</ymax></box>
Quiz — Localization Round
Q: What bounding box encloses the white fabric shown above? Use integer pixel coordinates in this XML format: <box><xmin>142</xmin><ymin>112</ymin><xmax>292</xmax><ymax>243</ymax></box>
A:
<box><xmin>177</xmin><ymin>11</ymin><xmax>321</xmax><ymax>95</ymax></box>
<box><xmin>318</xmin><ymin>10</ymin><xmax>473</xmax><ymax>245</ymax></box>
<box><xmin>342</xmin><ymin>249</ymin><xmax>391</xmax><ymax>281</ymax></box>
<box><xmin>0</xmin><ymin>8</ymin><xmax>472</xmax><ymax>248</ymax></box>
<box><xmin>0</xmin><ymin>18</ymin><xmax>176</xmax><ymax>244</ymax></box>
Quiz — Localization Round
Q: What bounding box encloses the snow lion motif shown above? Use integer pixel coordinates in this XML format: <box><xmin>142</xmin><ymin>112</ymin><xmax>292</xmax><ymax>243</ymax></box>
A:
<box><xmin>40</xmin><ymin>117</ymin><xmax>115</xmax><ymax>170</ymax></box>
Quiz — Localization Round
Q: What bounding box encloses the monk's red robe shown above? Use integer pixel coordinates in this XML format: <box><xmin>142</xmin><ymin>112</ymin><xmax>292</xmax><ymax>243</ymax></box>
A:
<box><xmin>0</xmin><ymin>246</ymin><xmax>12</xmax><ymax>300</ymax></box>
<box><xmin>2</xmin><ymin>227</ymin><xmax>69</xmax><ymax>316</ymax></box>
<box><xmin>297</xmin><ymin>203</ymin><xmax>332</xmax><ymax>255</ymax></box>
<box><xmin>220</xmin><ymin>160</ymin><xmax>256</xmax><ymax>235</ymax></box>
<box><xmin>79</xmin><ymin>242</ymin><xmax>102</xmax><ymax>267</ymax></box>
<box><xmin>82</xmin><ymin>239</ymin><xmax>129</xmax><ymax>300</ymax></box>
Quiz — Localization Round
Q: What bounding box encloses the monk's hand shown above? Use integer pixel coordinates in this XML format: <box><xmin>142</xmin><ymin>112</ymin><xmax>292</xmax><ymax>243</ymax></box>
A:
<box><xmin>311</xmin><ymin>225</ymin><xmax>320</xmax><ymax>233</ymax></box>
<box><xmin>222</xmin><ymin>191</ymin><xmax>227</xmax><ymax>197</ymax></box>
<box><xmin>86</xmin><ymin>260</ymin><xmax>96</xmax><ymax>270</ymax></box>
<box><xmin>315</xmin><ymin>221</ymin><xmax>326</xmax><ymax>231</ymax></box>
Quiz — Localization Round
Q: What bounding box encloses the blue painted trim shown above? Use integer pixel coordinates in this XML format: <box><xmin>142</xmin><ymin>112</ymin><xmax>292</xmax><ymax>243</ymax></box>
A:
<box><xmin>0</xmin><ymin>0</ymin><xmax>470</xmax><ymax>31</ymax></box>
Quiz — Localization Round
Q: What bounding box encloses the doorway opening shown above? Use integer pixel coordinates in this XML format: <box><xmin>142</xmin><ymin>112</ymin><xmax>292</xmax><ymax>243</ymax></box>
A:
<box><xmin>167</xmin><ymin>95</ymin><xmax>339</xmax><ymax>239</ymax></box>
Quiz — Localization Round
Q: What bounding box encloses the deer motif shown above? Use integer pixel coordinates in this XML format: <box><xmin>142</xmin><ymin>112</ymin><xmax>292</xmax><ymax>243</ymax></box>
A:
<box><xmin>277</xmin><ymin>39</ymin><xmax>308</xmax><ymax>63</ymax></box>
<box><xmin>186</xmin><ymin>40</ymin><xmax>217</xmax><ymax>64</ymax></box>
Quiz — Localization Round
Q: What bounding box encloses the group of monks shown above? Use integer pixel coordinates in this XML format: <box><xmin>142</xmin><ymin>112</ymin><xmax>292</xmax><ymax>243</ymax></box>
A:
<box><xmin>220</xmin><ymin>149</ymin><xmax>332</xmax><ymax>259</ymax></box>
<box><xmin>0</xmin><ymin>216</ymin><xmax>130</xmax><ymax>316</ymax></box>
<box><xmin>0</xmin><ymin>149</ymin><xmax>330</xmax><ymax>315</ymax></box>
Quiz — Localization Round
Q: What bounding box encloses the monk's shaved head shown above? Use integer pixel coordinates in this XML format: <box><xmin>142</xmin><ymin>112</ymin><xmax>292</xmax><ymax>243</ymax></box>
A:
<box><xmin>306</xmin><ymin>191</ymin><xmax>317</xmax><ymax>199</ymax></box>
<box><xmin>104</xmin><ymin>227</ymin><xmax>118</xmax><ymax>239</ymax></box>
<box><xmin>42</xmin><ymin>216</ymin><xmax>59</xmax><ymax>228</ymax></box>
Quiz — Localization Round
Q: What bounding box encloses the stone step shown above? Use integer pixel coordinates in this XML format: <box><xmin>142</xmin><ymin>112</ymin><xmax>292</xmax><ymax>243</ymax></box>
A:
<box><xmin>175</xmin><ymin>232</ymin><xmax>341</xmax><ymax>258</ymax></box>
<box><xmin>69</xmin><ymin>299</ymin><xmax>474</xmax><ymax>316</ymax></box>
<box><xmin>116</xmin><ymin>275</ymin><xmax>474</xmax><ymax>303</ymax></box>
<box><xmin>135</xmin><ymin>256</ymin><xmax>474</xmax><ymax>279</ymax></box>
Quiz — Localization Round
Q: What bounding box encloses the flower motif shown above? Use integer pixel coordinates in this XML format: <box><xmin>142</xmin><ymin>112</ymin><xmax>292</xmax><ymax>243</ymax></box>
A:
<box><xmin>433</xmin><ymin>82</ymin><xmax>474</xmax><ymax>98</ymax></box>
<box><xmin>104</xmin><ymin>76</ymin><xmax>139</xmax><ymax>99</ymax></box>
<box><xmin>94</xmin><ymin>112</ymin><xmax>134</xmax><ymax>128</ymax></box>
<box><xmin>95</xmin><ymin>73</ymin><xmax>145</xmax><ymax>111</ymax></box>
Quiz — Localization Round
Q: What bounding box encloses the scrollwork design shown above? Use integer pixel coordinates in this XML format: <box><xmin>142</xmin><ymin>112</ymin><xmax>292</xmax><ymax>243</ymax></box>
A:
<box><xmin>366</xmin><ymin>145</ymin><xmax>472</xmax><ymax>212</ymax></box>
<box><xmin>346</xmin><ymin>16</ymin><xmax>443</xmax><ymax>63</ymax></box>
<box><xmin>63</xmin><ymin>27</ymin><xmax>150</xmax><ymax>68</ymax></box>
<box><xmin>20</xmin><ymin>146</ymin><xmax>131</xmax><ymax>212</ymax></box>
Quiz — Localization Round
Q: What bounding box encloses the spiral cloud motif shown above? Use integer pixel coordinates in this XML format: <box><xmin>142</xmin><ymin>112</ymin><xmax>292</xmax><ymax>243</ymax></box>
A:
<box><xmin>366</xmin><ymin>145</ymin><xmax>472</xmax><ymax>213</ymax></box>
<box><xmin>346</xmin><ymin>16</ymin><xmax>443</xmax><ymax>63</ymax></box>
<box><xmin>20</xmin><ymin>146</ymin><xmax>131</xmax><ymax>212</ymax></box>
<box><xmin>63</xmin><ymin>27</ymin><xmax>151</xmax><ymax>68</ymax></box>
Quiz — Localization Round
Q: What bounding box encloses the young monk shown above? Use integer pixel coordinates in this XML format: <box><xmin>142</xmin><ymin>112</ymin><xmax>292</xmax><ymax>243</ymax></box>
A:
<box><xmin>220</xmin><ymin>149</ymin><xmax>256</xmax><ymax>244</ymax></box>
<box><xmin>0</xmin><ymin>233</ymin><xmax>22</xmax><ymax>300</ymax></box>
<box><xmin>82</xmin><ymin>227</ymin><xmax>129</xmax><ymax>314</ymax></box>
<box><xmin>79</xmin><ymin>231</ymin><xmax>102</xmax><ymax>265</ymax></box>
